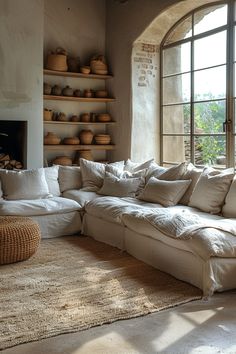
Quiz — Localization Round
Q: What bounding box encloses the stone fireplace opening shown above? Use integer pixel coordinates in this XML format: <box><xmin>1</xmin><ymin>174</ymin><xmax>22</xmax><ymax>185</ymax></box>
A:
<box><xmin>0</xmin><ymin>121</ymin><xmax>27</xmax><ymax>169</ymax></box>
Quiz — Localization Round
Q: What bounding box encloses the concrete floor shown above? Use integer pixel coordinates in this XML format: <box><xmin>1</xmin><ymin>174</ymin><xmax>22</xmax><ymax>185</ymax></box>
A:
<box><xmin>2</xmin><ymin>290</ymin><xmax>236</xmax><ymax>354</ymax></box>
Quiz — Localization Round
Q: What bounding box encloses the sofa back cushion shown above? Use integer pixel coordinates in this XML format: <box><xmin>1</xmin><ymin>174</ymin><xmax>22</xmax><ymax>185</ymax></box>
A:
<box><xmin>98</xmin><ymin>172</ymin><xmax>143</xmax><ymax>197</ymax></box>
<box><xmin>44</xmin><ymin>166</ymin><xmax>61</xmax><ymax>196</ymax></box>
<box><xmin>179</xmin><ymin>163</ymin><xmax>202</xmax><ymax>205</ymax></box>
<box><xmin>0</xmin><ymin>168</ymin><xmax>51</xmax><ymax>200</ymax></box>
<box><xmin>188</xmin><ymin>167</ymin><xmax>234</xmax><ymax>214</ymax></box>
<box><xmin>222</xmin><ymin>176</ymin><xmax>236</xmax><ymax>217</ymax></box>
<box><xmin>138</xmin><ymin>177</ymin><xmax>191</xmax><ymax>207</ymax></box>
<box><xmin>58</xmin><ymin>165</ymin><xmax>82</xmax><ymax>193</ymax></box>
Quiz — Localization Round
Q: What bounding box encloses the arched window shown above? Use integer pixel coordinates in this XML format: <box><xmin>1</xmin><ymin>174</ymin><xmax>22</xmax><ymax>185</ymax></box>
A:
<box><xmin>161</xmin><ymin>1</ymin><xmax>235</xmax><ymax>168</ymax></box>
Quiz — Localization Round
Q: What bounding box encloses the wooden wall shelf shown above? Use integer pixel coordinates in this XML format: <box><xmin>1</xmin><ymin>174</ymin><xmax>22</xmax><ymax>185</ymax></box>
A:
<box><xmin>44</xmin><ymin>121</ymin><xmax>116</xmax><ymax>126</ymax></box>
<box><xmin>44</xmin><ymin>144</ymin><xmax>115</xmax><ymax>151</ymax></box>
<box><xmin>44</xmin><ymin>95</ymin><xmax>115</xmax><ymax>103</ymax></box>
<box><xmin>44</xmin><ymin>69</ymin><xmax>113</xmax><ymax>80</ymax></box>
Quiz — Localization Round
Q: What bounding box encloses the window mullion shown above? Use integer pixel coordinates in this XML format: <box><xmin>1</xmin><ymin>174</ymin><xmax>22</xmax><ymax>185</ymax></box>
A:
<box><xmin>190</xmin><ymin>14</ymin><xmax>195</xmax><ymax>164</ymax></box>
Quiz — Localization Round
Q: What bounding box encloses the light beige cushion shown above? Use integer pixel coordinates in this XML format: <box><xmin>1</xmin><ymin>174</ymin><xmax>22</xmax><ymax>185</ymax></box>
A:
<box><xmin>80</xmin><ymin>159</ymin><xmax>106</xmax><ymax>191</ymax></box>
<box><xmin>179</xmin><ymin>163</ymin><xmax>202</xmax><ymax>205</ymax></box>
<box><xmin>222</xmin><ymin>176</ymin><xmax>236</xmax><ymax>217</ymax></box>
<box><xmin>44</xmin><ymin>166</ymin><xmax>60</xmax><ymax>196</ymax></box>
<box><xmin>139</xmin><ymin>177</ymin><xmax>191</xmax><ymax>207</ymax></box>
<box><xmin>124</xmin><ymin>158</ymin><xmax>154</xmax><ymax>173</ymax></box>
<box><xmin>98</xmin><ymin>172</ymin><xmax>143</xmax><ymax>197</ymax></box>
<box><xmin>188</xmin><ymin>167</ymin><xmax>234</xmax><ymax>214</ymax></box>
<box><xmin>0</xmin><ymin>168</ymin><xmax>51</xmax><ymax>200</ymax></box>
<box><xmin>146</xmin><ymin>162</ymin><xmax>186</xmax><ymax>182</ymax></box>
<box><xmin>58</xmin><ymin>165</ymin><xmax>82</xmax><ymax>192</ymax></box>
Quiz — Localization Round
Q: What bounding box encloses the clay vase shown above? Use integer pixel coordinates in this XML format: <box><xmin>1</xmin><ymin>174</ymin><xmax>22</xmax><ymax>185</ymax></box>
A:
<box><xmin>43</xmin><ymin>83</ymin><xmax>52</xmax><ymax>95</ymax></box>
<box><xmin>80</xmin><ymin>113</ymin><xmax>90</xmax><ymax>122</ymax></box>
<box><xmin>74</xmin><ymin>89</ymin><xmax>81</xmax><ymax>97</ymax></box>
<box><xmin>51</xmin><ymin>85</ymin><xmax>62</xmax><ymax>96</ymax></box>
<box><xmin>71</xmin><ymin>115</ymin><xmax>79</xmax><ymax>122</ymax></box>
<box><xmin>84</xmin><ymin>89</ymin><xmax>94</xmax><ymax>98</ymax></box>
<box><xmin>62</xmin><ymin>85</ymin><xmax>73</xmax><ymax>96</ymax></box>
<box><xmin>79</xmin><ymin>129</ymin><xmax>94</xmax><ymax>145</ymax></box>
<box><xmin>57</xmin><ymin>112</ymin><xmax>67</xmax><ymax>122</ymax></box>
<box><xmin>44</xmin><ymin>132</ymin><xmax>61</xmax><ymax>145</ymax></box>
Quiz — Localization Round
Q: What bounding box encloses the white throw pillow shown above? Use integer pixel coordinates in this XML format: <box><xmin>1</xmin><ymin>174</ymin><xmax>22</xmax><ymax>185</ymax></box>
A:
<box><xmin>43</xmin><ymin>166</ymin><xmax>60</xmax><ymax>197</ymax></box>
<box><xmin>139</xmin><ymin>177</ymin><xmax>191</xmax><ymax>207</ymax></box>
<box><xmin>188</xmin><ymin>167</ymin><xmax>234</xmax><ymax>214</ymax></box>
<box><xmin>222</xmin><ymin>176</ymin><xmax>236</xmax><ymax>217</ymax></box>
<box><xmin>0</xmin><ymin>168</ymin><xmax>51</xmax><ymax>200</ymax></box>
<box><xmin>179</xmin><ymin>163</ymin><xmax>202</xmax><ymax>205</ymax></box>
<box><xmin>58</xmin><ymin>165</ymin><xmax>82</xmax><ymax>193</ymax></box>
<box><xmin>124</xmin><ymin>158</ymin><xmax>154</xmax><ymax>173</ymax></box>
<box><xmin>98</xmin><ymin>172</ymin><xmax>143</xmax><ymax>197</ymax></box>
<box><xmin>146</xmin><ymin>162</ymin><xmax>186</xmax><ymax>182</ymax></box>
<box><xmin>80</xmin><ymin>159</ymin><xmax>106</xmax><ymax>191</ymax></box>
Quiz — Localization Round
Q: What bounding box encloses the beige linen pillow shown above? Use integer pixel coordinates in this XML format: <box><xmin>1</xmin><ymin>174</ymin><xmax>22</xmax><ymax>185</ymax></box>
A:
<box><xmin>124</xmin><ymin>158</ymin><xmax>154</xmax><ymax>173</ymax></box>
<box><xmin>188</xmin><ymin>167</ymin><xmax>234</xmax><ymax>214</ymax></box>
<box><xmin>43</xmin><ymin>166</ymin><xmax>60</xmax><ymax>196</ymax></box>
<box><xmin>139</xmin><ymin>177</ymin><xmax>191</xmax><ymax>207</ymax></box>
<box><xmin>222</xmin><ymin>176</ymin><xmax>236</xmax><ymax>217</ymax></box>
<box><xmin>146</xmin><ymin>162</ymin><xmax>186</xmax><ymax>182</ymax></box>
<box><xmin>0</xmin><ymin>168</ymin><xmax>51</xmax><ymax>200</ymax></box>
<box><xmin>58</xmin><ymin>165</ymin><xmax>82</xmax><ymax>192</ymax></box>
<box><xmin>179</xmin><ymin>163</ymin><xmax>202</xmax><ymax>205</ymax></box>
<box><xmin>98</xmin><ymin>172</ymin><xmax>143</xmax><ymax>197</ymax></box>
<box><xmin>0</xmin><ymin>179</ymin><xmax>3</xmax><ymax>200</ymax></box>
<box><xmin>80</xmin><ymin>159</ymin><xmax>106</xmax><ymax>191</ymax></box>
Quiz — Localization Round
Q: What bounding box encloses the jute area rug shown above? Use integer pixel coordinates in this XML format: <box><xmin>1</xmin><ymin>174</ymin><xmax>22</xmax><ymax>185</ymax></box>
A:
<box><xmin>0</xmin><ymin>236</ymin><xmax>202</xmax><ymax>350</ymax></box>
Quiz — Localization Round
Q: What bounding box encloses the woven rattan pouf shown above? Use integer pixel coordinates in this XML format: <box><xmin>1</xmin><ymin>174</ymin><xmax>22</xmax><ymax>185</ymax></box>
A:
<box><xmin>0</xmin><ymin>216</ymin><xmax>41</xmax><ymax>265</ymax></box>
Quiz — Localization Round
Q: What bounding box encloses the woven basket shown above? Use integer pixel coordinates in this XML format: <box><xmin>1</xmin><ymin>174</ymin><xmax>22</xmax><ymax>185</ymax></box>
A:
<box><xmin>94</xmin><ymin>134</ymin><xmax>111</xmax><ymax>145</ymax></box>
<box><xmin>90</xmin><ymin>60</ymin><xmax>108</xmax><ymax>75</ymax></box>
<box><xmin>43</xmin><ymin>109</ymin><xmax>53</xmax><ymax>121</ymax></box>
<box><xmin>0</xmin><ymin>216</ymin><xmax>41</xmax><ymax>265</ymax></box>
<box><xmin>46</xmin><ymin>48</ymin><xmax>68</xmax><ymax>72</ymax></box>
<box><xmin>52</xmin><ymin>156</ymin><xmax>73</xmax><ymax>166</ymax></box>
<box><xmin>79</xmin><ymin>150</ymin><xmax>93</xmax><ymax>161</ymax></box>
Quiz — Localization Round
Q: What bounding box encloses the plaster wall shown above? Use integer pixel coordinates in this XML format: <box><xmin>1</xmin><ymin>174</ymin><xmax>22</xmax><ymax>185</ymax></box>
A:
<box><xmin>0</xmin><ymin>0</ymin><xmax>44</xmax><ymax>169</ymax></box>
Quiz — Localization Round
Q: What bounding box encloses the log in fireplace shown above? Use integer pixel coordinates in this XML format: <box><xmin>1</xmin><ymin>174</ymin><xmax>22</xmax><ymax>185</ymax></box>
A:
<box><xmin>0</xmin><ymin>120</ymin><xmax>27</xmax><ymax>169</ymax></box>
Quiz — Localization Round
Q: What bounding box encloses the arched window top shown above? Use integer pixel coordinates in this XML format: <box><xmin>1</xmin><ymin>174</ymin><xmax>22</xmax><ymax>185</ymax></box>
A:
<box><xmin>163</xmin><ymin>3</ymin><xmax>228</xmax><ymax>46</ymax></box>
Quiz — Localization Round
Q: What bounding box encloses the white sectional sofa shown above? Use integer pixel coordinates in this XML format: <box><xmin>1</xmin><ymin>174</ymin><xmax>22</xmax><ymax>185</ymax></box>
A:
<box><xmin>1</xmin><ymin>158</ymin><xmax>236</xmax><ymax>296</ymax></box>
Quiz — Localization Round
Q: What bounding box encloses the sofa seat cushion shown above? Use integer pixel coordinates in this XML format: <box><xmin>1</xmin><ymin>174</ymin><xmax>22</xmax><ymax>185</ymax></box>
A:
<box><xmin>122</xmin><ymin>207</ymin><xmax>236</xmax><ymax>260</ymax></box>
<box><xmin>62</xmin><ymin>189</ymin><xmax>100</xmax><ymax>208</ymax></box>
<box><xmin>0</xmin><ymin>197</ymin><xmax>82</xmax><ymax>216</ymax></box>
<box><xmin>85</xmin><ymin>196</ymin><xmax>165</xmax><ymax>224</ymax></box>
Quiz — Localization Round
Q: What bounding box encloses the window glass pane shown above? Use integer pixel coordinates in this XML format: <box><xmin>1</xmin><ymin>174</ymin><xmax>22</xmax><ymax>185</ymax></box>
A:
<box><xmin>194</xmin><ymin>135</ymin><xmax>226</xmax><ymax>166</ymax></box>
<box><xmin>194</xmin><ymin>31</ymin><xmax>226</xmax><ymax>70</ymax></box>
<box><xmin>235</xmin><ymin>26</ymin><xmax>236</xmax><ymax>61</ymax></box>
<box><xmin>163</xmin><ymin>42</ymin><xmax>191</xmax><ymax>76</ymax></box>
<box><xmin>163</xmin><ymin>136</ymin><xmax>190</xmax><ymax>163</ymax></box>
<box><xmin>163</xmin><ymin>73</ymin><xmax>190</xmax><ymax>105</ymax></box>
<box><xmin>194</xmin><ymin>66</ymin><xmax>226</xmax><ymax>101</ymax></box>
<box><xmin>194</xmin><ymin>100</ymin><xmax>226</xmax><ymax>134</ymax></box>
<box><xmin>164</xmin><ymin>16</ymin><xmax>192</xmax><ymax>45</ymax></box>
<box><xmin>163</xmin><ymin>104</ymin><xmax>190</xmax><ymax>134</ymax></box>
<box><xmin>194</xmin><ymin>4</ymin><xmax>227</xmax><ymax>35</ymax></box>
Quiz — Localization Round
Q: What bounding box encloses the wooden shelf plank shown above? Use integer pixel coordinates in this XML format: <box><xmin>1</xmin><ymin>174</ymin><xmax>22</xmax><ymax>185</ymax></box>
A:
<box><xmin>44</xmin><ymin>95</ymin><xmax>115</xmax><ymax>102</ymax></box>
<box><xmin>43</xmin><ymin>69</ymin><xmax>113</xmax><ymax>80</ymax></box>
<box><xmin>44</xmin><ymin>144</ymin><xmax>115</xmax><ymax>151</ymax></box>
<box><xmin>44</xmin><ymin>121</ymin><xmax>116</xmax><ymax>126</ymax></box>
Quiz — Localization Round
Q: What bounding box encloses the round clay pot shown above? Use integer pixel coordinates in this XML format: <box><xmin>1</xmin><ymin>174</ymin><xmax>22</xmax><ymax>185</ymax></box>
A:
<box><xmin>51</xmin><ymin>85</ymin><xmax>62</xmax><ymax>96</ymax></box>
<box><xmin>57</xmin><ymin>112</ymin><xmax>68</xmax><ymax>122</ymax></box>
<box><xmin>44</xmin><ymin>132</ymin><xmax>61</xmax><ymax>145</ymax></box>
<box><xmin>63</xmin><ymin>137</ymin><xmax>80</xmax><ymax>145</ymax></box>
<box><xmin>52</xmin><ymin>156</ymin><xmax>72</xmax><ymax>166</ymax></box>
<box><xmin>80</xmin><ymin>113</ymin><xmax>90</xmax><ymax>122</ymax></box>
<box><xmin>94</xmin><ymin>134</ymin><xmax>111</xmax><ymax>145</ymax></box>
<box><xmin>84</xmin><ymin>89</ymin><xmax>94</xmax><ymax>98</ymax></box>
<box><xmin>79</xmin><ymin>130</ymin><xmax>94</xmax><ymax>145</ymax></box>
<box><xmin>97</xmin><ymin>113</ymin><xmax>112</xmax><ymax>122</ymax></box>
<box><xmin>62</xmin><ymin>85</ymin><xmax>73</xmax><ymax>96</ymax></box>
<box><xmin>79</xmin><ymin>150</ymin><xmax>93</xmax><ymax>161</ymax></box>
<box><xmin>74</xmin><ymin>89</ymin><xmax>81</xmax><ymax>97</ymax></box>
<box><xmin>70</xmin><ymin>115</ymin><xmax>79</xmax><ymax>122</ymax></box>
<box><xmin>43</xmin><ymin>83</ymin><xmax>52</xmax><ymax>95</ymax></box>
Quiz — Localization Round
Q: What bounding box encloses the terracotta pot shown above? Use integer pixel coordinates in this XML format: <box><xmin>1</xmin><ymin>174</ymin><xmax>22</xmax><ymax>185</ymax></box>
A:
<box><xmin>94</xmin><ymin>134</ymin><xmax>111</xmax><ymax>145</ymax></box>
<box><xmin>80</xmin><ymin>113</ymin><xmax>90</xmax><ymax>122</ymax></box>
<box><xmin>74</xmin><ymin>89</ymin><xmax>81</xmax><ymax>97</ymax></box>
<box><xmin>70</xmin><ymin>115</ymin><xmax>79</xmax><ymax>122</ymax></box>
<box><xmin>97</xmin><ymin>113</ymin><xmax>112</xmax><ymax>122</ymax></box>
<box><xmin>79</xmin><ymin>130</ymin><xmax>94</xmax><ymax>145</ymax></box>
<box><xmin>52</xmin><ymin>156</ymin><xmax>72</xmax><ymax>166</ymax></box>
<box><xmin>44</xmin><ymin>132</ymin><xmax>61</xmax><ymax>145</ymax></box>
<box><xmin>63</xmin><ymin>137</ymin><xmax>80</xmax><ymax>145</ymax></box>
<box><xmin>84</xmin><ymin>89</ymin><xmax>94</xmax><ymax>98</ymax></box>
<box><xmin>79</xmin><ymin>150</ymin><xmax>93</xmax><ymax>161</ymax></box>
<box><xmin>57</xmin><ymin>112</ymin><xmax>68</xmax><ymax>122</ymax></box>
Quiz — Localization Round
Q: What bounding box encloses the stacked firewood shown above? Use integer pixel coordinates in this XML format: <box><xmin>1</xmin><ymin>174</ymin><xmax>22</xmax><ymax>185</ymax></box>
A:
<box><xmin>0</xmin><ymin>153</ymin><xmax>23</xmax><ymax>170</ymax></box>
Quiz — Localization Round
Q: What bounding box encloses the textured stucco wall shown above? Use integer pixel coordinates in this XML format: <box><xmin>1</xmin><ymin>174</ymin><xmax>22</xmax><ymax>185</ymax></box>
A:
<box><xmin>106</xmin><ymin>0</ymin><xmax>221</xmax><ymax>163</ymax></box>
<box><xmin>0</xmin><ymin>0</ymin><xmax>44</xmax><ymax>169</ymax></box>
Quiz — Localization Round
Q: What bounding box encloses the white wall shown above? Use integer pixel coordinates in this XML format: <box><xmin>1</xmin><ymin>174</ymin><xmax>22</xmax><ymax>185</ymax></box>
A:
<box><xmin>0</xmin><ymin>0</ymin><xmax>44</xmax><ymax>169</ymax></box>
